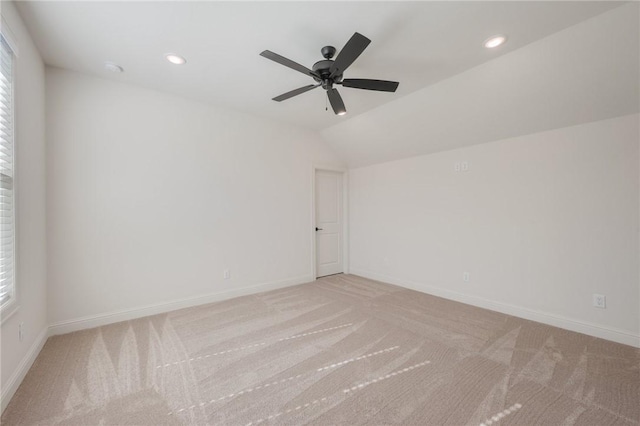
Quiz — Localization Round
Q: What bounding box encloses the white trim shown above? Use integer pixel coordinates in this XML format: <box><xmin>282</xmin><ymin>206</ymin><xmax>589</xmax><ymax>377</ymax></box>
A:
<box><xmin>49</xmin><ymin>274</ymin><xmax>313</xmax><ymax>336</ymax></box>
<box><xmin>1</xmin><ymin>326</ymin><xmax>48</xmax><ymax>413</ymax></box>
<box><xmin>343</xmin><ymin>172</ymin><xmax>349</xmax><ymax>275</ymax></box>
<box><xmin>0</xmin><ymin>303</ymin><xmax>19</xmax><ymax>325</ymax></box>
<box><xmin>350</xmin><ymin>268</ymin><xmax>640</xmax><ymax>348</ymax></box>
<box><xmin>0</xmin><ymin>23</ymin><xmax>18</xmax><ymax>319</ymax></box>
<box><xmin>0</xmin><ymin>17</ymin><xmax>19</xmax><ymax>57</ymax></box>
<box><xmin>311</xmin><ymin>165</ymin><xmax>349</xmax><ymax>279</ymax></box>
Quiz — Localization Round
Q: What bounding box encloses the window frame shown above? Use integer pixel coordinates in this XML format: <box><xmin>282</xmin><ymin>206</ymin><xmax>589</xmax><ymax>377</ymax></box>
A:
<box><xmin>0</xmin><ymin>22</ymin><xmax>19</xmax><ymax>324</ymax></box>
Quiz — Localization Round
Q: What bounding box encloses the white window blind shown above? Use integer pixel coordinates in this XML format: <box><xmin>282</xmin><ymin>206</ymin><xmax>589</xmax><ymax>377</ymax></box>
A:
<box><xmin>0</xmin><ymin>35</ymin><xmax>14</xmax><ymax>308</ymax></box>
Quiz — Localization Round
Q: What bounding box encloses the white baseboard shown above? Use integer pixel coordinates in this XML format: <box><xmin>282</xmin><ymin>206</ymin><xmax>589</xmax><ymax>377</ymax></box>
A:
<box><xmin>1</xmin><ymin>326</ymin><xmax>49</xmax><ymax>413</ymax></box>
<box><xmin>350</xmin><ymin>268</ymin><xmax>640</xmax><ymax>348</ymax></box>
<box><xmin>49</xmin><ymin>274</ymin><xmax>314</xmax><ymax>336</ymax></box>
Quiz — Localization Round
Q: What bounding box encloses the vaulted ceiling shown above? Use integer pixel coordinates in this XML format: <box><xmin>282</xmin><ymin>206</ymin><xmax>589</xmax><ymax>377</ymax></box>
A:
<box><xmin>16</xmin><ymin>1</ymin><xmax>624</xmax><ymax>132</ymax></box>
<box><xmin>322</xmin><ymin>3</ymin><xmax>639</xmax><ymax>167</ymax></box>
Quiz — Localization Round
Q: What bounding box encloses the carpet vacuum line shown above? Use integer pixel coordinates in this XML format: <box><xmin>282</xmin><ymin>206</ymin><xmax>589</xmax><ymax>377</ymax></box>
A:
<box><xmin>157</xmin><ymin>322</ymin><xmax>354</xmax><ymax>369</ymax></box>
<box><xmin>166</xmin><ymin>345</ymin><xmax>401</xmax><ymax>416</ymax></box>
<box><xmin>479</xmin><ymin>403</ymin><xmax>523</xmax><ymax>426</ymax></box>
<box><xmin>244</xmin><ymin>359</ymin><xmax>434</xmax><ymax>426</ymax></box>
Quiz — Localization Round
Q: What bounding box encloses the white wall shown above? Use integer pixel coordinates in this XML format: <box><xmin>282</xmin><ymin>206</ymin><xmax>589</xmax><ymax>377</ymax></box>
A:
<box><xmin>0</xmin><ymin>1</ymin><xmax>48</xmax><ymax>410</ymax></box>
<box><xmin>349</xmin><ymin>114</ymin><xmax>640</xmax><ymax>347</ymax></box>
<box><xmin>46</xmin><ymin>67</ymin><xmax>343</xmax><ymax>330</ymax></box>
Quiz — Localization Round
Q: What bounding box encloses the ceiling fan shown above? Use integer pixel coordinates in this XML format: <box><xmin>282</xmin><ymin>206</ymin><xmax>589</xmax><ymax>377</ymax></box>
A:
<box><xmin>260</xmin><ymin>32</ymin><xmax>399</xmax><ymax>116</ymax></box>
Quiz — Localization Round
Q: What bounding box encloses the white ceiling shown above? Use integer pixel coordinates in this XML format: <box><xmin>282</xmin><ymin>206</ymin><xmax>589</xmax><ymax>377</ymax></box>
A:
<box><xmin>322</xmin><ymin>3</ymin><xmax>640</xmax><ymax>167</ymax></box>
<box><xmin>16</xmin><ymin>1</ymin><xmax>622</xmax><ymax>131</ymax></box>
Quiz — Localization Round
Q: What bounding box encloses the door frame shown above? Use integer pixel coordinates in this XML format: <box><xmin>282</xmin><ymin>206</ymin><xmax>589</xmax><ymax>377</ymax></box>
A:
<box><xmin>311</xmin><ymin>164</ymin><xmax>349</xmax><ymax>279</ymax></box>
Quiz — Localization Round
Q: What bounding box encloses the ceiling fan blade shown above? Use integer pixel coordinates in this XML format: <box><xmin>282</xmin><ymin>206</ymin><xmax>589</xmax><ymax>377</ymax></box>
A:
<box><xmin>330</xmin><ymin>32</ymin><xmax>371</xmax><ymax>78</ymax></box>
<box><xmin>272</xmin><ymin>84</ymin><xmax>320</xmax><ymax>102</ymax></box>
<box><xmin>327</xmin><ymin>88</ymin><xmax>346</xmax><ymax>115</ymax></box>
<box><xmin>260</xmin><ymin>50</ymin><xmax>319</xmax><ymax>79</ymax></box>
<box><xmin>341</xmin><ymin>79</ymin><xmax>399</xmax><ymax>92</ymax></box>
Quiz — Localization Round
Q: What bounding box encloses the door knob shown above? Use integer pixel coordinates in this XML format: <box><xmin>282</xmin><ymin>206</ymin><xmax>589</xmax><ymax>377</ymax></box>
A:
<box><xmin>315</xmin><ymin>227</ymin><xmax>323</xmax><ymax>231</ymax></box>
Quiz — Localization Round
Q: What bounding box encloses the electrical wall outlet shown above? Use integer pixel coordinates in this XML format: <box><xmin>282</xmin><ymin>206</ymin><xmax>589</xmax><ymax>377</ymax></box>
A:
<box><xmin>593</xmin><ymin>294</ymin><xmax>606</xmax><ymax>309</ymax></box>
<box><xmin>463</xmin><ymin>272</ymin><xmax>470</xmax><ymax>282</ymax></box>
<box><xmin>223</xmin><ymin>269</ymin><xmax>230</xmax><ymax>280</ymax></box>
<box><xmin>19</xmin><ymin>322</ymin><xmax>24</xmax><ymax>342</ymax></box>
<box><xmin>454</xmin><ymin>161</ymin><xmax>469</xmax><ymax>172</ymax></box>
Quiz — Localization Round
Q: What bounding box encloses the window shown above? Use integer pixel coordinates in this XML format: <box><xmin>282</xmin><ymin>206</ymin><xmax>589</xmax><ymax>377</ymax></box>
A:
<box><xmin>0</xmin><ymin>34</ymin><xmax>15</xmax><ymax>312</ymax></box>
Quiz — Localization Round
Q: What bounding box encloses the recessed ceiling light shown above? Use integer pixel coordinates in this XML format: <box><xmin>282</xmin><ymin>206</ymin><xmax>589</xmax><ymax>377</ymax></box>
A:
<box><xmin>484</xmin><ymin>35</ymin><xmax>507</xmax><ymax>49</ymax></box>
<box><xmin>165</xmin><ymin>54</ymin><xmax>187</xmax><ymax>65</ymax></box>
<box><xmin>337</xmin><ymin>111</ymin><xmax>347</xmax><ymax>116</ymax></box>
<box><xmin>104</xmin><ymin>62</ymin><xmax>123</xmax><ymax>73</ymax></box>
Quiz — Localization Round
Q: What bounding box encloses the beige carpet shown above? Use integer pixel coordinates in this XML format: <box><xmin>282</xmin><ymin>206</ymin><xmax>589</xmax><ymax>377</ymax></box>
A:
<box><xmin>2</xmin><ymin>274</ymin><xmax>639</xmax><ymax>425</ymax></box>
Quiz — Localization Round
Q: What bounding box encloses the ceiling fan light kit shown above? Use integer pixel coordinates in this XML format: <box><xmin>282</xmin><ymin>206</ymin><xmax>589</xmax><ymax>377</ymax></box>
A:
<box><xmin>260</xmin><ymin>32</ymin><xmax>399</xmax><ymax>116</ymax></box>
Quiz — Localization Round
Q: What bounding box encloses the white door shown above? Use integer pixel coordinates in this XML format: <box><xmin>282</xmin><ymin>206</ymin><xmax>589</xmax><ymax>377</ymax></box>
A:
<box><xmin>315</xmin><ymin>170</ymin><xmax>343</xmax><ymax>278</ymax></box>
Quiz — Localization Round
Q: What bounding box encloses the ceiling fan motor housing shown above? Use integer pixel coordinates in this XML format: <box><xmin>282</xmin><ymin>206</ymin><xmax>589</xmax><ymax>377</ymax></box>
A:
<box><xmin>313</xmin><ymin>47</ymin><xmax>343</xmax><ymax>88</ymax></box>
